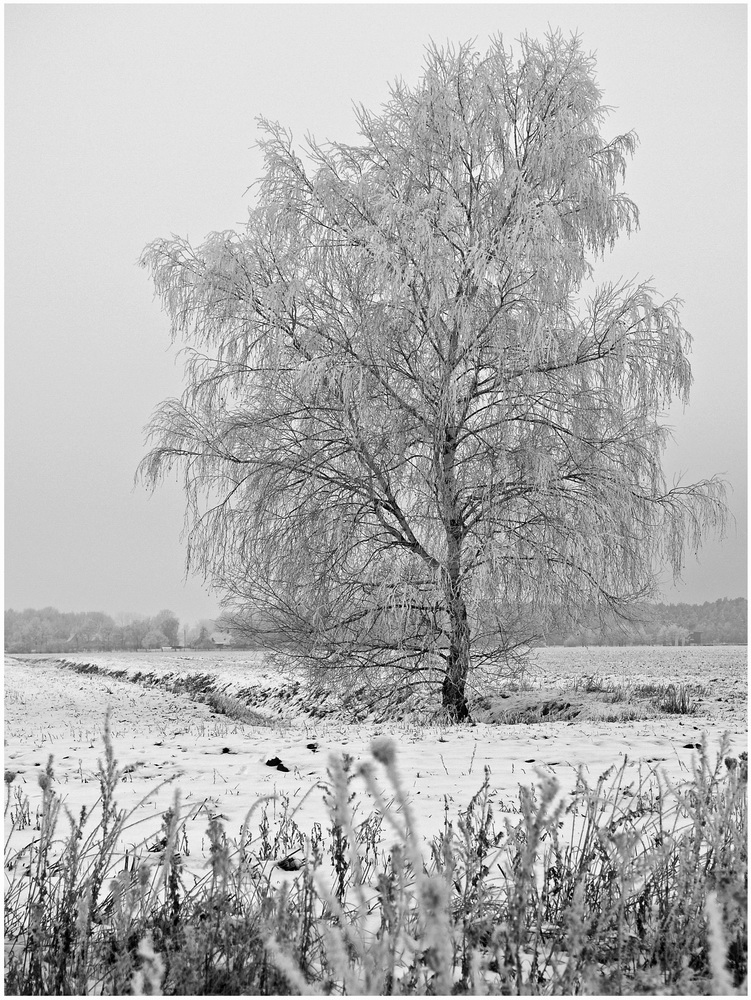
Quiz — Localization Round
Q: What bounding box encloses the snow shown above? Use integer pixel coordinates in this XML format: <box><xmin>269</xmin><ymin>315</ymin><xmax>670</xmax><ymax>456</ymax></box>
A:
<box><xmin>4</xmin><ymin>647</ymin><xmax>746</xmax><ymax>889</ymax></box>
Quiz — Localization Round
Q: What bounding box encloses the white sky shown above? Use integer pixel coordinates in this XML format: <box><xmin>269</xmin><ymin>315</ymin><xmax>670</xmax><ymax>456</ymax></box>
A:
<box><xmin>5</xmin><ymin>3</ymin><xmax>747</xmax><ymax>628</ymax></box>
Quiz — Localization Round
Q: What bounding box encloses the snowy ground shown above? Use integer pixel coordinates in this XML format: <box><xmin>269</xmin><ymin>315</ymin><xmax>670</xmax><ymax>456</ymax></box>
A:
<box><xmin>4</xmin><ymin>647</ymin><xmax>747</xmax><ymax>891</ymax></box>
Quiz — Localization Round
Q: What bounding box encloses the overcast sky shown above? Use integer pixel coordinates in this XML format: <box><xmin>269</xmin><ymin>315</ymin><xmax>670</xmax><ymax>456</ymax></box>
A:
<box><xmin>5</xmin><ymin>4</ymin><xmax>747</xmax><ymax>628</ymax></box>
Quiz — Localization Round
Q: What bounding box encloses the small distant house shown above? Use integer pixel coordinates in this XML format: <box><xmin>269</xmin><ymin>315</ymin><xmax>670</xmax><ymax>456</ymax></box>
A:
<box><xmin>689</xmin><ymin>630</ymin><xmax>702</xmax><ymax>646</ymax></box>
<box><xmin>210</xmin><ymin>632</ymin><xmax>233</xmax><ymax>648</ymax></box>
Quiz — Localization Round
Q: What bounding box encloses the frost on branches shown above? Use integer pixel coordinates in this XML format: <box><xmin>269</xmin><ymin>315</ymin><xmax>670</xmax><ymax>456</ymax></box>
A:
<box><xmin>139</xmin><ymin>32</ymin><xmax>726</xmax><ymax>722</ymax></box>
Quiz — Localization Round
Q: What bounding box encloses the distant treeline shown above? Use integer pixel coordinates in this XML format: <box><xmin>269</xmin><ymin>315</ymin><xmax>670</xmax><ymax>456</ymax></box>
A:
<box><xmin>5</xmin><ymin>598</ymin><xmax>746</xmax><ymax>655</ymax></box>
<box><xmin>545</xmin><ymin>597</ymin><xmax>747</xmax><ymax>646</ymax></box>
<box><xmin>3</xmin><ymin>608</ymin><xmax>188</xmax><ymax>654</ymax></box>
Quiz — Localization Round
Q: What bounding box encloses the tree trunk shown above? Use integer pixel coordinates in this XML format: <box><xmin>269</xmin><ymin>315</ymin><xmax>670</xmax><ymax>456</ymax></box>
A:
<box><xmin>442</xmin><ymin>587</ymin><xmax>472</xmax><ymax>722</ymax></box>
<box><xmin>442</xmin><ymin>496</ymin><xmax>472</xmax><ymax>721</ymax></box>
<box><xmin>439</xmin><ymin>412</ymin><xmax>472</xmax><ymax>722</ymax></box>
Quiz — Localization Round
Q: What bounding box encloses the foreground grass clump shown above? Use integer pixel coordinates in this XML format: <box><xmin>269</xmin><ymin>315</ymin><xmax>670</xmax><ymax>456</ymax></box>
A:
<box><xmin>4</xmin><ymin>728</ymin><xmax>747</xmax><ymax>995</ymax></box>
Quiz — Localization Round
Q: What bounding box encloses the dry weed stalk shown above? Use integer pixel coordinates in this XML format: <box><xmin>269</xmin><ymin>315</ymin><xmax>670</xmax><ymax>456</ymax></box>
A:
<box><xmin>4</xmin><ymin>725</ymin><xmax>747</xmax><ymax>994</ymax></box>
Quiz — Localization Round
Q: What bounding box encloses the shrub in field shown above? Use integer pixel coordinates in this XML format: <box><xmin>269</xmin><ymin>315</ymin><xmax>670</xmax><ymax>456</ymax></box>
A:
<box><xmin>654</xmin><ymin>681</ymin><xmax>701</xmax><ymax>714</ymax></box>
<box><xmin>4</xmin><ymin>729</ymin><xmax>747</xmax><ymax>994</ymax></box>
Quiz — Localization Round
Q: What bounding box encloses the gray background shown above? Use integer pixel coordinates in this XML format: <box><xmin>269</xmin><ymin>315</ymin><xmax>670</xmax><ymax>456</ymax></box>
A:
<box><xmin>5</xmin><ymin>4</ymin><xmax>746</xmax><ymax>626</ymax></box>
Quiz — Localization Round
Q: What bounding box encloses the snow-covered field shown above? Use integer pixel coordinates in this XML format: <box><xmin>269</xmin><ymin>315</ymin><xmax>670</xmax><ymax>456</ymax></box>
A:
<box><xmin>4</xmin><ymin>646</ymin><xmax>746</xmax><ymax>889</ymax></box>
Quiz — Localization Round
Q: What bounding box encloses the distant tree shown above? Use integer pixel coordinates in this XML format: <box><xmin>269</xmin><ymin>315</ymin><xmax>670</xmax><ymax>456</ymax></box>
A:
<box><xmin>152</xmin><ymin>609</ymin><xmax>180</xmax><ymax>647</ymax></box>
<box><xmin>143</xmin><ymin>628</ymin><xmax>169</xmax><ymax>650</ymax></box>
<box><xmin>72</xmin><ymin>611</ymin><xmax>116</xmax><ymax>649</ymax></box>
<box><xmin>140</xmin><ymin>32</ymin><xmax>726</xmax><ymax>720</ymax></box>
<box><xmin>123</xmin><ymin>618</ymin><xmax>150</xmax><ymax>650</ymax></box>
<box><xmin>192</xmin><ymin>625</ymin><xmax>214</xmax><ymax>650</ymax></box>
<box><xmin>184</xmin><ymin>620</ymin><xmax>215</xmax><ymax>646</ymax></box>
<box><xmin>665</xmin><ymin>623</ymin><xmax>689</xmax><ymax>646</ymax></box>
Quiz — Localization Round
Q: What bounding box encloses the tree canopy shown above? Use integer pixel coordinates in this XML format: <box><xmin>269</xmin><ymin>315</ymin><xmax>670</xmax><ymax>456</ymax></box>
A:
<box><xmin>140</xmin><ymin>31</ymin><xmax>726</xmax><ymax>720</ymax></box>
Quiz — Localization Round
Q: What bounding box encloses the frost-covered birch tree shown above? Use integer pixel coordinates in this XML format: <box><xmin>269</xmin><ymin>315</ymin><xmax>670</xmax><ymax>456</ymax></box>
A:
<box><xmin>139</xmin><ymin>32</ymin><xmax>726</xmax><ymax>721</ymax></box>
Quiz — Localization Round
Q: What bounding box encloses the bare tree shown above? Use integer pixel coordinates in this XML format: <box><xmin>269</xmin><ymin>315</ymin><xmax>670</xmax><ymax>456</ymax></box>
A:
<box><xmin>152</xmin><ymin>609</ymin><xmax>180</xmax><ymax>648</ymax></box>
<box><xmin>139</xmin><ymin>32</ymin><xmax>726</xmax><ymax>721</ymax></box>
